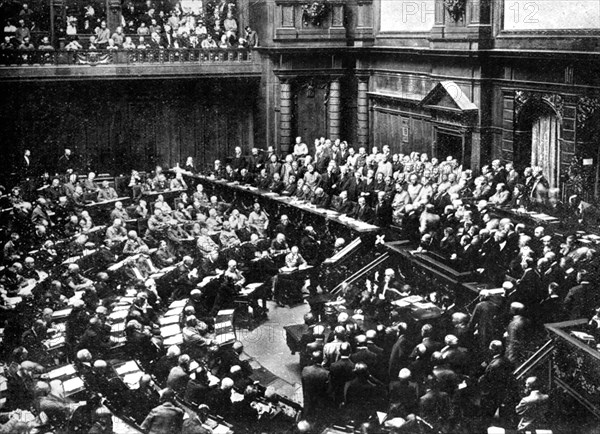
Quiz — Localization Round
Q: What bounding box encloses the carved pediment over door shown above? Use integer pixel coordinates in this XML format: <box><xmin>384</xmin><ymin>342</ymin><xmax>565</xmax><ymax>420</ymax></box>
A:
<box><xmin>421</xmin><ymin>81</ymin><xmax>478</xmax><ymax>125</ymax></box>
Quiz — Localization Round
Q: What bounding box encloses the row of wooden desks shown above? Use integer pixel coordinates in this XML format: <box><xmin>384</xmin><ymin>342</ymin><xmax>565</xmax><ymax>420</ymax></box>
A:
<box><xmin>181</xmin><ymin>173</ymin><xmax>380</xmax><ymax>235</ymax></box>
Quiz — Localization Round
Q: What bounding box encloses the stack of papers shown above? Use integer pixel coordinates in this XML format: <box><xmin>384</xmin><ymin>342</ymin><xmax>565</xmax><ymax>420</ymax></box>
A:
<box><xmin>160</xmin><ymin>324</ymin><xmax>182</xmax><ymax>338</ymax></box>
<box><xmin>46</xmin><ymin>364</ymin><xmax>77</xmax><ymax>380</ymax></box>
<box><xmin>115</xmin><ymin>361</ymin><xmax>139</xmax><ymax>376</ymax></box>
<box><xmin>63</xmin><ymin>377</ymin><xmax>85</xmax><ymax>395</ymax></box>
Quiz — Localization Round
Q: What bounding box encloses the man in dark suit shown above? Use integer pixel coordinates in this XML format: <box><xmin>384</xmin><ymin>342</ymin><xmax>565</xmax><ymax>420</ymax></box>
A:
<box><xmin>388</xmin><ymin>368</ymin><xmax>418</xmax><ymax>418</ymax></box>
<box><xmin>57</xmin><ymin>148</ymin><xmax>74</xmax><ymax>173</ymax></box>
<box><xmin>328</xmin><ymin>342</ymin><xmax>354</xmax><ymax>406</ymax></box>
<box><xmin>22</xmin><ymin>149</ymin><xmax>32</xmax><ymax>177</ymax></box>
<box><xmin>564</xmin><ymin>269</ymin><xmax>597</xmax><ymax>320</ymax></box>
<box><xmin>311</xmin><ymin>187</ymin><xmax>331</xmax><ymax>209</ymax></box>
<box><xmin>331</xmin><ymin>190</ymin><xmax>357</xmax><ymax>215</ymax></box>
<box><xmin>373</xmin><ymin>191</ymin><xmax>392</xmax><ymax>227</ymax></box>
<box><xmin>352</xmin><ymin>197</ymin><xmax>374</xmax><ymax>224</ymax></box>
<box><xmin>478</xmin><ymin>340</ymin><xmax>515</xmax><ymax>421</ymax></box>
<box><xmin>506</xmin><ymin>302</ymin><xmax>532</xmax><ymax>366</ymax></box>
<box><xmin>216</xmin><ymin>341</ymin><xmax>253</xmax><ymax>378</ymax></box>
<box><xmin>141</xmin><ymin>388</ymin><xmax>185</xmax><ymax>434</ymax></box>
<box><xmin>419</xmin><ymin>376</ymin><xmax>451</xmax><ymax>431</ymax></box>
<box><xmin>512</xmin><ymin>256</ymin><xmax>544</xmax><ymax>312</ymax></box>
<box><xmin>388</xmin><ymin>322</ymin><xmax>410</xmax><ymax>380</ymax></box>
<box><xmin>344</xmin><ymin>362</ymin><xmax>385</xmax><ymax>421</ymax></box>
<box><xmin>350</xmin><ymin>334</ymin><xmax>379</xmax><ymax>373</ymax></box>
<box><xmin>301</xmin><ymin>351</ymin><xmax>330</xmax><ymax>419</ymax></box>
<box><xmin>515</xmin><ymin>376</ymin><xmax>549</xmax><ymax>432</ymax></box>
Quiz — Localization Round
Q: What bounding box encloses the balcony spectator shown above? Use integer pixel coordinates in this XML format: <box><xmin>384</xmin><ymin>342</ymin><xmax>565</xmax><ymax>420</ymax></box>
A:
<box><xmin>201</xmin><ymin>34</ymin><xmax>217</xmax><ymax>49</ymax></box>
<box><xmin>244</xmin><ymin>27</ymin><xmax>257</xmax><ymax>47</ymax></box>
<box><xmin>38</xmin><ymin>36</ymin><xmax>54</xmax><ymax>51</ymax></box>
<box><xmin>140</xmin><ymin>7</ymin><xmax>155</xmax><ymax>26</ymax></box>
<box><xmin>167</xmin><ymin>10</ymin><xmax>180</xmax><ymax>32</ymax></box>
<box><xmin>125</xmin><ymin>20</ymin><xmax>136</xmax><ymax>34</ymax></box>
<box><xmin>148</xmin><ymin>32</ymin><xmax>162</xmax><ymax>49</ymax></box>
<box><xmin>149</xmin><ymin>18</ymin><xmax>160</xmax><ymax>35</ymax></box>
<box><xmin>88</xmin><ymin>36</ymin><xmax>97</xmax><ymax>49</ymax></box>
<box><xmin>19</xmin><ymin>3</ymin><xmax>33</xmax><ymax>26</ymax></box>
<box><xmin>95</xmin><ymin>21</ymin><xmax>110</xmax><ymax>49</ymax></box>
<box><xmin>123</xmin><ymin>36</ymin><xmax>135</xmax><ymax>50</ymax></box>
<box><xmin>137</xmin><ymin>36</ymin><xmax>148</xmax><ymax>49</ymax></box>
<box><xmin>83</xmin><ymin>5</ymin><xmax>97</xmax><ymax>33</ymax></box>
<box><xmin>218</xmin><ymin>34</ymin><xmax>230</xmax><ymax>49</ymax></box>
<box><xmin>0</xmin><ymin>36</ymin><xmax>15</xmax><ymax>50</ymax></box>
<box><xmin>223</xmin><ymin>10</ymin><xmax>237</xmax><ymax>41</ymax></box>
<box><xmin>66</xmin><ymin>17</ymin><xmax>77</xmax><ymax>36</ymax></box>
<box><xmin>18</xmin><ymin>36</ymin><xmax>34</xmax><ymax>50</ymax></box>
<box><xmin>106</xmin><ymin>38</ymin><xmax>118</xmax><ymax>50</ymax></box>
<box><xmin>4</xmin><ymin>20</ymin><xmax>17</xmax><ymax>39</ymax></box>
<box><xmin>15</xmin><ymin>19</ymin><xmax>30</xmax><ymax>43</ymax></box>
<box><xmin>162</xmin><ymin>24</ymin><xmax>173</xmax><ymax>47</ymax></box>
<box><xmin>137</xmin><ymin>21</ymin><xmax>150</xmax><ymax>36</ymax></box>
<box><xmin>65</xmin><ymin>36</ymin><xmax>83</xmax><ymax>51</ymax></box>
<box><xmin>111</xmin><ymin>26</ymin><xmax>124</xmax><ymax>46</ymax></box>
<box><xmin>122</xmin><ymin>2</ymin><xmax>137</xmax><ymax>27</ymax></box>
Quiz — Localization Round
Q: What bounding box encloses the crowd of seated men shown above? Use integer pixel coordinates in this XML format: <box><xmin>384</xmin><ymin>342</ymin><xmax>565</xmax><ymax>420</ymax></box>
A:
<box><xmin>0</xmin><ymin>149</ymin><xmax>330</xmax><ymax>432</ymax></box>
<box><xmin>196</xmin><ymin>140</ymin><xmax>599</xmax><ymax>282</ymax></box>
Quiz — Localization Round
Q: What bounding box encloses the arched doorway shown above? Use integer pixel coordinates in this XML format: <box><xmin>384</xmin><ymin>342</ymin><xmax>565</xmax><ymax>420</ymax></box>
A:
<box><xmin>514</xmin><ymin>100</ymin><xmax>561</xmax><ymax>188</ymax></box>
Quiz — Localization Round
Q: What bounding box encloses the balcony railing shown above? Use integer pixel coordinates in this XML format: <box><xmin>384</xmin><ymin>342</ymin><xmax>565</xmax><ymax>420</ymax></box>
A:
<box><xmin>0</xmin><ymin>48</ymin><xmax>254</xmax><ymax>67</ymax></box>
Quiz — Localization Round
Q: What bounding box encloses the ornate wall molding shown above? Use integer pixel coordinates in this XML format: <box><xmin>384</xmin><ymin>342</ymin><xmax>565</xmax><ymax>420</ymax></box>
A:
<box><xmin>514</xmin><ymin>90</ymin><xmax>564</xmax><ymax>120</ymax></box>
<box><xmin>576</xmin><ymin>96</ymin><xmax>600</xmax><ymax>130</ymax></box>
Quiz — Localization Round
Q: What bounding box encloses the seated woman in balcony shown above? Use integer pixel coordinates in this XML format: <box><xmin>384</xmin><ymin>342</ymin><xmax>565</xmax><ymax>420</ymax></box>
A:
<box><xmin>201</xmin><ymin>34</ymin><xmax>217</xmax><ymax>49</ymax></box>
<box><xmin>38</xmin><ymin>36</ymin><xmax>54</xmax><ymax>51</ymax></box>
<box><xmin>218</xmin><ymin>34</ymin><xmax>229</xmax><ymax>49</ymax></box>
<box><xmin>122</xmin><ymin>36</ymin><xmax>136</xmax><ymax>50</ymax></box>
<box><xmin>66</xmin><ymin>17</ymin><xmax>77</xmax><ymax>36</ymax></box>
<box><xmin>224</xmin><ymin>10</ymin><xmax>237</xmax><ymax>44</ymax></box>
<box><xmin>149</xmin><ymin>31</ymin><xmax>163</xmax><ymax>49</ymax></box>
<box><xmin>137</xmin><ymin>21</ymin><xmax>150</xmax><ymax>36</ymax></box>
<box><xmin>87</xmin><ymin>35</ymin><xmax>97</xmax><ymax>50</ymax></box>
<box><xmin>106</xmin><ymin>38</ymin><xmax>118</xmax><ymax>50</ymax></box>
<box><xmin>138</xmin><ymin>36</ymin><xmax>148</xmax><ymax>49</ymax></box>
<box><xmin>65</xmin><ymin>36</ymin><xmax>82</xmax><ymax>51</ymax></box>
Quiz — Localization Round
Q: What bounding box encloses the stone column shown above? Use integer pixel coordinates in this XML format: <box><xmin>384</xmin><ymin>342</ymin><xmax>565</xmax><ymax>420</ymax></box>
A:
<box><xmin>279</xmin><ymin>78</ymin><xmax>293</xmax><ymax>154</ymax></box>
<box><xmin>357</xmin><ymin>75</ymin><xmax>370</xmax><ymax>147</ymax></box>
<box><xmin>49</xmin><ymin>0</ymin><xmax>63</xmax><ymax>47</ymax></box>
<box><xmin>107</xmin><ymin>0</ymin><xmax>122</xmax><ymax>33</ymax></box>
<box><xmin>328</xmin><ymin>78</ymin><xmax>341</xmax><ymax>140</ymax></box>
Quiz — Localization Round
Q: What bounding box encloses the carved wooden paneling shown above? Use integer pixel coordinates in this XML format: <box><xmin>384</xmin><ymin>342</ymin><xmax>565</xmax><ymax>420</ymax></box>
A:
<box><xmin>0</xmin><ymin>79</ymin><xmax>256</xmax><ymax>176</ymax></box>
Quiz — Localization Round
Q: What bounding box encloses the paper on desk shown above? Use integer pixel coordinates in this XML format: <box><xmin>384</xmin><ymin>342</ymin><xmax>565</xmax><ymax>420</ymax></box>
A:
<box><xmin>215</xmin><ymin>321</ymin><xmax>232</xmax><ymax>330</ymax></box>
<box><xmin>213</xmin><ymin>424</ymin><xmax>231</xmax><ymax>434</ymax></box>
<box><xmin>52</xmin><ymin>308</ymin><xmax>72</xmax><ymax>319</ymax></box>
<box><xmin>159</xmin><ymin>315</ymin><xmax>180</xmax><ymax>325</ymax></box>
<box><xmin>115</xmin><ymin>361</ymin><xmax>139</xmax><ymax>376</ymax></box>
<box><xmin>123</xmin><ymin>372</ymin><xmax>143</xmax><ymax>389</ymax></box>
<box><xmin>216</xmin><ymin>332</ymin><xmax>235</xmax><ymax>345</ymax></box>
<box><xmin>111</xmin><ymin>322</ymin><xmax>125</xmax><ymax>333</ymax></box>
<box><xmin>109</xmin><ymin>310</ymin><xmax>129</xmax><ymax>319</ymax></box>
<box><xmin>169</xmin><ymin>299</ymin><xmax>188</xmax><ymax>308</ymax></box>
<box><xmin>165</xmin><ymin>307</ymin><xmax>184</xmax><ymax>317</ymax></box>
<box><xmin>63</xmin><ymin>377</ymin><xmax>84</xmax><ymax>394</ymax></box>
<box><xmin>46</xmin><ymin>364</ymin><xmax>77</xmax><ymax>380</ymax></box>
<box><xmin>160</xmin><ymin>324</ymin><xmax>181</xmax><ymax>338</ymax></box>
<box><xmin>163</xmin><ymin>334</ymin><xmax>184</xmax><ymax>346</ymax></box>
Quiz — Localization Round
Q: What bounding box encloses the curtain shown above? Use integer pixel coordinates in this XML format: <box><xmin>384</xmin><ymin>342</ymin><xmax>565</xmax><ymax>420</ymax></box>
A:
<box><xmin>531</xmin><ymin>114</ymin><xmax>559</xmax><ymax>188</ymax></box>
